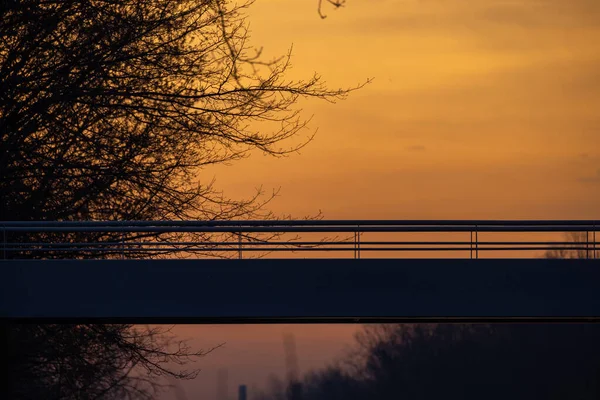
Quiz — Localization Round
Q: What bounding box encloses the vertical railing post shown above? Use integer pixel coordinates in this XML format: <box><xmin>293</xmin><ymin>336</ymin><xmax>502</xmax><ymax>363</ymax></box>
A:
<box><xmin>587</xmin><ymin>230</ymin><xmax>590</xmax><ymax>259</ymax></box>
<box><xmin>356</xmin><ymin>225</ymin><xmax>361</xmax><ymax>260</ymax></box>
<box><xmin>593</xmin><ymin>223</ymin><xmax>596</xmax><ymax>259</ymax></box>
<box><xmin>470</xmin><ymin>230</ymin><xmax>473</xmax><ymax>259</ymax></box>
<box><xmin>475</xmin><ymin>224</ymin><xmax>479</xmax><ymax>259</ymax></box>
<box><xmin>238</xmin><ymin>227</ymin><xmax>242</xmax><ymax>260</ymax></box>
<box><xmin>2</xmin><ymin>224</ymin><xmax>5</xmax><ymax>260</ymax></box>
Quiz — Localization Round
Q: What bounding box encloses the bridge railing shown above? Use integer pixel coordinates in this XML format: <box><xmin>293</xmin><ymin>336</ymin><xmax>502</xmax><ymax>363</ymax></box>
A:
<box><xmin>1</xmin><ymin>220</ymin><xmax>598</xmax><ymax>259</ymax></box>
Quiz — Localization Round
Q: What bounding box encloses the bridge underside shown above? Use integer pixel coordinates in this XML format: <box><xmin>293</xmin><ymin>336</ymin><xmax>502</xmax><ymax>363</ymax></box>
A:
<box><xmin>2</xmin><ymin>259</ymin><xmax>599</xmax><ymax>322</ymax></box>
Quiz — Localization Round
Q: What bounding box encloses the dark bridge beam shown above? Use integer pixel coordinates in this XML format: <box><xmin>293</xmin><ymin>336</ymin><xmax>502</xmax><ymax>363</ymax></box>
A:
<box><xmin>2</xmin><ymin>259</ymin><xmax>600</xmax><ymax>322</ymax></box>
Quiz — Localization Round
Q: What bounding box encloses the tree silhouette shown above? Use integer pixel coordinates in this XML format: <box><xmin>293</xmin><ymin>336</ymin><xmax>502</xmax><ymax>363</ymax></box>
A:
<box><xmin>544</xmin><ymin>231</ymin><xmax>598</xmax><ymax>259</ymax></box>
<box><xmin>317</xmin><ymin>0</ymin><xmax>345</xmax><ymax>19</ymax></box>
<box><xmin>262</xmin><ymin>323</ymin><xmax>600</xmax><ymax>400</ymax></box>
<box><xmin>0</xmin><ymin>0</ymin><xmax>361</xmax><ymax>226</ymax></box>
<box><xmin>1</xmin><ymin>1</ymin><xmax>364</xmax><ymax>398</ymax></box>
<box><xmin>5</xmin><ymin>324</ymin><xmax>220</xmax><ymax>400</ymax></box>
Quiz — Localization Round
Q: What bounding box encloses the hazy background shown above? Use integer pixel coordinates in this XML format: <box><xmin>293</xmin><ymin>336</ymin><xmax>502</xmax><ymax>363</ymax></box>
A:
<box><xmin>166</xmin><ymin>0</ymin><xmax>600</xmax><ymax>398</ymax></box>
<box><xmin>162</xmin><ymin>325</ymin><xmax>358</xmax><ymax>400</ymax></box>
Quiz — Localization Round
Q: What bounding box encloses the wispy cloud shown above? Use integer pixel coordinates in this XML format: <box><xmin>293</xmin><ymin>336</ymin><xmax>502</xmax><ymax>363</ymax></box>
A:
<box><xmin>579</xmin><ymin>169</ymin><xmax>600</xmax><ymax>184</ymax></box>
<box><xmin>406</xmin><ymin>144</ymin><xmax>426</xmax><ymax>151</ymax></box>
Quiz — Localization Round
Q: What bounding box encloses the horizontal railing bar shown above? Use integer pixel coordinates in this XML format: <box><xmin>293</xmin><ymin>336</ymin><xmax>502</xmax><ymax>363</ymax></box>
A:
<box><xmin>6</xmin><ymin>241</ymin><xmax>598</xmax><ymax>247</ymax></box>
<box><xmin>2</xmin><ymin>220</ymin><xmax>598</xmax><ymax>227</ymax></box>
<box><xmin>4</xmin><ymin>246</ymin><xmax>597</xmax><ymax>252</ymax></box>
<box><xmin>3</xmin><ymin>220</ymin><xmax>597</xmax><ymax>259</ymax></box>
<box><xmin>4</xmin><ymin>226</ymin><xmax>599</xmax><ymax>233</ymax></box>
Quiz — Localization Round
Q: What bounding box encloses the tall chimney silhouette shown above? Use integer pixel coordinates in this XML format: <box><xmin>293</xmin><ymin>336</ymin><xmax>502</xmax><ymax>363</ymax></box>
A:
<box><xmin>283</xmin><ymin>333</ymin><xmax>302</xmax><ymax>400</ymax></box>
<box><xmin>217</xmin><ymin>368</ymin><xmax>228</xmax><ymax>400</ymax></box>
<box><xmin>238</xmin><ymin>385</ymin><xmax>247</xmax><ymax>400</ymax></box>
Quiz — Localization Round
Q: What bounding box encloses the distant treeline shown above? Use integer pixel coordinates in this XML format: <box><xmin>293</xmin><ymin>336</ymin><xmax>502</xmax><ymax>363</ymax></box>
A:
<box><xmin>255</xmin><ymin>323</ymin><xmax>600</xmax><ymax>400</ymax></box>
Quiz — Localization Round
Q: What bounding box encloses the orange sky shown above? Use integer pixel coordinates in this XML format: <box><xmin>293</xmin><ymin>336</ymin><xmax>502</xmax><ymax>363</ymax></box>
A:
<box><xmin>208</xmin><ymin>0</ymin><xmax>600</xmax><ymax>220</ymax></box>
<box><xmin>169</xmin><ymin>1</ymin><xmax>600</xmax><ymax>398</ymax></box>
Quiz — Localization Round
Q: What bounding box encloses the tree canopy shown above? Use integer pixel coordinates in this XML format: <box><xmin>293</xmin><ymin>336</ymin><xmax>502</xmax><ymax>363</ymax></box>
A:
<box><xmin>1</xmin><ymin>1</ymin><xmax>363</xmax><ymax>398</ymax></box>
<box><xmin>256</xmin><ymin>323</ymin><xmax>600</xmax><ymax>400</ymax></box>
<box><xmin>0</xmin><ymin>0</ymin><xmax>362</xmax><ymax>224</ymax></box>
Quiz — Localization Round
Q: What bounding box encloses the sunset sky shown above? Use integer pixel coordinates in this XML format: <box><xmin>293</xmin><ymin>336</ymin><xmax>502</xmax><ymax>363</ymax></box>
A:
<box><xmin>169</xmin><ymin>0</ymin><xmax>600</xmax><ymax>398</ymax></box>
<box><xmin>210</xmin><ymin>0</ymin><xmax>600</xmax><ymax>220</ymax></box>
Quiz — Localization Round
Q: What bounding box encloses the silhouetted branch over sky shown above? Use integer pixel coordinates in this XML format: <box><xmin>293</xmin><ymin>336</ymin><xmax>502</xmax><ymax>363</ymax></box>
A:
<box><xmin>0</xmin><ymin>0</ymin><xmax>363</xmax><ymax>225</ymax></box>
<box><xmin>1</xmin><ymin>1</ymin><xmax>364</xmax><ymax>398</ymax></box>
<box><xmin>317</xmin><ymin>0</ymin><xmax>345</xmax><ymax>19</ymax></box>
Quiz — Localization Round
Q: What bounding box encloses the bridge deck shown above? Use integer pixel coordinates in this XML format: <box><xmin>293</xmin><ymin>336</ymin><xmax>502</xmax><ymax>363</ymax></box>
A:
<box><xmin>2</xmin><ymin>258</ymin><xmax>599</xmax><ymax>321</ymax></box>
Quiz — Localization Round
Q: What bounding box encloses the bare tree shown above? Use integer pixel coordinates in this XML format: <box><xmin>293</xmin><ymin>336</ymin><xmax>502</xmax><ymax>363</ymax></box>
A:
<box><xmin>259</xmin><ymin>324</ymin><xmax>600</xmax><ymax>400</ymax></box>
<box><xmin>0</xmin><ymin>0</ymin><xmax>365</xmax><ymax>257</ymax></box>
<box><xmin>1</xmin><ymin>0</ymin><xmax>365</xmax><ymax>398</ymax></box>
<box><xmin>5</xmin><ymin>324</ymin><xmax>221</xmax><ymax>400</ymax></box>
<box><xmin>544</xmin><ymin>232</ymin><xmax>598</xmax><ymax>259</ymax></box>
<box><xmin>0</xmin><ymin>0</ymin><xmax>363</xmax><ymax>226</ymax></box>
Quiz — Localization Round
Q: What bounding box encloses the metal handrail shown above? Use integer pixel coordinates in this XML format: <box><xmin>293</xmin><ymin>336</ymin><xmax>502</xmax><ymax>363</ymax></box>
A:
<box><xmin>2</xmin><ymin>219</ymin><xmax>599</xmax><ymax>227</ymax></box>
<box><xmin>5</xmin><ymin>246</ymin><xmax>598</xmax><ymax>252</ymax></box>
<box><xmin>1</xmin><ymin>220</ymin><xmax>598</xmax><ymax>259</ymax></box>
<box><xmin>2</xmin><ymin>226</ymin><xmax>599</xmax><ymax>233</ymax></box>
<box><xmin>5</xmin><ymin>240</ymin><xmax>595</xmax><ymax>247</ymax></box>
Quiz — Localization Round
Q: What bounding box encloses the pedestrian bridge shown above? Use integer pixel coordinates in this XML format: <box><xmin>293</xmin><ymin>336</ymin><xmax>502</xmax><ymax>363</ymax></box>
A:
<box><xmin>1</xmin><ymin>220</ymin><xmax>598</xmax><ymax>322</ymax></box>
